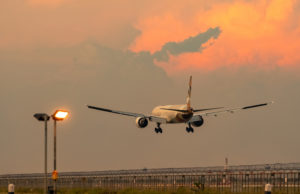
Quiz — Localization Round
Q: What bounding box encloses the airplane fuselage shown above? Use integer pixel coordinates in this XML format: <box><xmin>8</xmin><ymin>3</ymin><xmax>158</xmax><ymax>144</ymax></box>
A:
<box><xmin>151</xmin><ymin>104</ymin><xmax>193</xmax><ymax>123</ymax></box>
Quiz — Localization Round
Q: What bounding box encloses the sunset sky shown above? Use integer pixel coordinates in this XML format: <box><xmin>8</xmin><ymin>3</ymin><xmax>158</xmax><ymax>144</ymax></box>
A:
<box><xmin>1</xmin><ymin>0</ymin><xmax>300</xmax><ymax>174</ymax></box>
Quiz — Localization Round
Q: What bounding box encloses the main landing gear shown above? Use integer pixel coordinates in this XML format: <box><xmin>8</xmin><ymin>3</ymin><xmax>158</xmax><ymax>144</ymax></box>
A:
<box><xmin>186</xmin><ymin>123</ymin><xmax>194</xmax><ymax>133</ymax></box>
<box><xmin>155</xmin><ymin>123</ymin><xmax>163</xmax><ymax>133</ymax></box>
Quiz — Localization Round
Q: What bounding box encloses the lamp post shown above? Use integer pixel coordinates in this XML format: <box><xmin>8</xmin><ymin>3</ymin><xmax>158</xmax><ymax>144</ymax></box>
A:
<box><xmin>51</xmin><ymin>110</ymin><xmax>69</xmax><ymax>194</ymax></box>
<box><xmin>33</xmin><ymin>113</ymin><xmax>50</xmax><ymax>194</ymax></box>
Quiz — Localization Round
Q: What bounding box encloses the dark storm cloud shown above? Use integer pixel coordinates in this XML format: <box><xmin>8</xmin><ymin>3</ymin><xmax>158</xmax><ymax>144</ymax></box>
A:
<box><xmin>153</xmin><ymin>27</ymin><xmax>221</xmax><ymax>61</ymax></box>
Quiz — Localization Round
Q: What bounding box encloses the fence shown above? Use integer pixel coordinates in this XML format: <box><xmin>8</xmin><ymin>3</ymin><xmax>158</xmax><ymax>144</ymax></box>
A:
<box><xmin>1</xmin><ymin>162</ymin><xmax>300</xmax><ymax>193</ymax></box>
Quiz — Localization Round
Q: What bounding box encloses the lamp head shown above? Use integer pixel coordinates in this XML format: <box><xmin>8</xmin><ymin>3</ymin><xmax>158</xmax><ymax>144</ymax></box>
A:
<box><xmin>52</xmin><ymin>110</ymin><xmax>69</xmax><ymax>121</ymax></box>
<box><xmin>34</xmin><ymin>113</ymin><xmax>50</xmax><ymax>121</ymax></box>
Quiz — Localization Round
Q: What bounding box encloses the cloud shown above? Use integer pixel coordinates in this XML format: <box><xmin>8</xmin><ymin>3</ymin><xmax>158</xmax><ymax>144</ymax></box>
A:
<box><xmin>153</xmin><ymin>27</ymin><xmax>221</xmax><ymax>62</ymax></box>
<box><xmin>131</xmin><ymin>0</ymin><xmax>300</xmax><ymax>73</ymax></box>
<box><xmin>0</xmin><ymin>1</ymin><xmax>144</xmax><ymax>50</ymax></box>
<box><xmin>6</xmin><ymin>0</ymin><xmax>300</xmax><ymax>74</ymax></box>
<box><xmin>0</xmin><ymin>42</ymin><xmax>168</xmax><ymax>91</ymax></box>
<box><xmin>0</xmin><ymin>41</ymin><xmax>172</xmax><ymax>173</ymax></box>
<box><xmin>26</xmin><ymin>0</ymin><xmax>69</xmax><ymax>7</ymax></box>
<box><xmin>2</xmin><ymin>44</ymin><xmax>300</xmax><ymax>172</ymax></box>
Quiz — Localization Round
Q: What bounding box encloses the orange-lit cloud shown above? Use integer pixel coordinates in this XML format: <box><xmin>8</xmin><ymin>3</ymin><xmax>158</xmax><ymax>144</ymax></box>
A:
<box><xmin>2</xmin><ymin>0</ymin><xmax>300</xmax><ymax>74</ymax></box>
<box><xmin>27</xmin><ymin>0</ymin><xmax>68</xmax><ymax>7</ymax></box>
<box><xmin>130</xmin><ymin>0</ymin><xmax>300</xmax><ymax>73</ymax></box>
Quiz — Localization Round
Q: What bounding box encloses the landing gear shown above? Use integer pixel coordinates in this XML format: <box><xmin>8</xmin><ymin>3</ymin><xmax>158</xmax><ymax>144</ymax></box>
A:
<box><xmin>186</xmin><ymin>127</ymin><xmax>194</xmax><ymax>133</ymax></box>
<box><xmin>186</xmin><ymin>123</ymin><xmax>194</xmax><ymax>133</ymax></box>
<box><xmin>155</xmin><ymin>123</ymin><xmax>163</xmax><ymax>133</ymax></box>
<box><xmin>155</xmin><ymin>128</ymin><xmax>163</xmax><ymax>133</ymax></box>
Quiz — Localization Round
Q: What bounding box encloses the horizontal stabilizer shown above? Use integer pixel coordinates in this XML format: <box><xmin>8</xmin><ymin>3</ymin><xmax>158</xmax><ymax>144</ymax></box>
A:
<box><xmin>160</xmin><ymin>108</ymin><xmax>190</xmax><ymax>113</ymax></box>
<box><xmin>193</xmin><ymin>107</ymin><xmax>224</xmax><ymax>112</ymax></box>
<box><xmin>160</xmin><ymin>107</ymin><xmax>224</xmax><ymax>113</ymax></box>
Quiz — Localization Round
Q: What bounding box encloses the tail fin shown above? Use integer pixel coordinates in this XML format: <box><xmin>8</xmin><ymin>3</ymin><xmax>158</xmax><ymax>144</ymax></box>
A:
<box><xmin>186</xmin><ymin>76</ymin><xmax>192</xmax><ymax>110</ymax></box>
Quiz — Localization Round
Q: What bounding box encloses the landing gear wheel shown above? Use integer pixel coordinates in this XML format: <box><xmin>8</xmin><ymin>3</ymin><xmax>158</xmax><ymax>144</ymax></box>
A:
<box><xmin>186</xmin><ymin>127</ymin><xmax>194</xmax><ymax>133</ymax></box>
<box><xmin>155</xmin><ymin>123</ymin><xmax>163</xmax><ymax>134</ymax></box>
<box><xmin>186</xmin><ymin>123</ymin><xmax>194</xmax><ymax>133</ymax></box>
<box><xmin>186</xmin><ymin>127</ymin><xmax>190</xmax><ymax>133</ymax></box>
<box><xmin>155</xmin><ymin>127</ymin><xmax>163</xmax><ymax>133</ymax></box>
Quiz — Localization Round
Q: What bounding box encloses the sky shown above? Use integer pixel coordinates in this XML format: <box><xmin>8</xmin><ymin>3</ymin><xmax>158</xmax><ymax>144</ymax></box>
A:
<box><xmin>1</xmin><ymin>0</ymin><xmax>300</xmax><ymax>174</ymax></box>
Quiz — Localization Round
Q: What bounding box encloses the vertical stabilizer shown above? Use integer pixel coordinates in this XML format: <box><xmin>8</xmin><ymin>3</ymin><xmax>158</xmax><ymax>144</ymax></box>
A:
<box><xmin>186</xmin><ymin>76</ymin><xmax>192</xmax><ymax>110</ymax></box>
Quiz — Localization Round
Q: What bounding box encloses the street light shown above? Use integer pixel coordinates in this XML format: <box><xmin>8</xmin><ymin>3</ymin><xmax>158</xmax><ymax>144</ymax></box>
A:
<box><xmin>51</xmin><ymin>110</ymin><xmax>69</xmax><ymax>194</ymax></box>
<box><xmin>53</xmin><ymin>110</ymin><xmax>69</xmax><ymax>120</ymax></box>
<box><xmin>33</xmin><ymin>113</ymin><xmax>50</xmax><ymax>194</ymax></box>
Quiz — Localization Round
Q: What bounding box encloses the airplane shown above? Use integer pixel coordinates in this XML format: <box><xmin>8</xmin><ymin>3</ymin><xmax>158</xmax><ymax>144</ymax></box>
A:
<box><xmin>87</xmin><ymin>76</ymin><xmax>272</xmax><ymax>134</ymax></box>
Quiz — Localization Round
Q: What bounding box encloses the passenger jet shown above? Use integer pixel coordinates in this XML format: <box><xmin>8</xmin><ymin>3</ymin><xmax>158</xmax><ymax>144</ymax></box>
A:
<box><xmin>87</xmin><ymin>76</ymin><xmax>272</xmax><ymax>133</ymax></box>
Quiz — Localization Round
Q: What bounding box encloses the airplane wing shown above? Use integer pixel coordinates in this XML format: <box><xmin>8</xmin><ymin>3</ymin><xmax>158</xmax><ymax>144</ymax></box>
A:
<box><xmin>192</xmin><ymin>102</ymin><xmax>273</xmax><ymax>118</ymax></box>
<box><xmin>87</xmin><ymin>105</ymin><xmax>146</xmax><ymax>117</ymax></box>
<box><xmin>87</xmin><ymin>105</ymin><xmax>167</xmax><ymax>123</ymax></box>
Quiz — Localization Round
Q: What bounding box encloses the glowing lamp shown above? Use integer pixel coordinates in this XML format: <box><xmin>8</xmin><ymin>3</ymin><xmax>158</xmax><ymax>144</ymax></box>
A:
<box><xmin>52</xmin><ymin>110</ymin><xmax>69</xmax><ymax>121</ymax></box>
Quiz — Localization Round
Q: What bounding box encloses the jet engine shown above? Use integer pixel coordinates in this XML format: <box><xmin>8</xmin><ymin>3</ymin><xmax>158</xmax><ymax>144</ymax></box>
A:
<box><xmin>136</xmin><ymin>117</ymin><xmax>148</xmax><ymax>128</ymax></box>
<box><xmin>191</xmin><ymin>116</ymin><xmax>204</xmax><ymax>127</ymax></box>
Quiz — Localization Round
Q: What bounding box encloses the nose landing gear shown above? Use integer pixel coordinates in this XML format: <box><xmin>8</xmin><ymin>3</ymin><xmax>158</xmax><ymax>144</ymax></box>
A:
<box><xmin>155</xmin><ymin>123</ymin><xmax>163</xmax><ymax>133</ymax></box>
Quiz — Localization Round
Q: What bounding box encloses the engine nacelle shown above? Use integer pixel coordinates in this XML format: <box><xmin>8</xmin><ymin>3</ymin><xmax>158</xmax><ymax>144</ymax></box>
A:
<box><xmin>135</xmin><ymin>117</ymin><xmax>148</xmax><ymax>128</ymax></box>
<box><xmin>191</xmin><ymin>116</ymin><xmax>204</xmax><ymax>127</ymax></box>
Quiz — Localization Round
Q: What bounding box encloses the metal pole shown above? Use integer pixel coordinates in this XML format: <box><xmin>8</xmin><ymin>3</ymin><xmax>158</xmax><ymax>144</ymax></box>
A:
<box><xmin>54</xmin><ymin>119</ymin><xmax>57</xmax><ymax>194</ymax></box>
<box><xmin>44</xmin><ymin>118</ymin><xmax>48</xmax><ymax>194</ymax></box>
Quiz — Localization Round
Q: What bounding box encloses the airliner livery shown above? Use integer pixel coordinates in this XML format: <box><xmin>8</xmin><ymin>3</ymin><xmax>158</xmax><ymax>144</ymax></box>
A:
<box><xmin>87</xmin><ymin>76</ymin><xmax>272</xmax><ymax>133</ymax></box>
